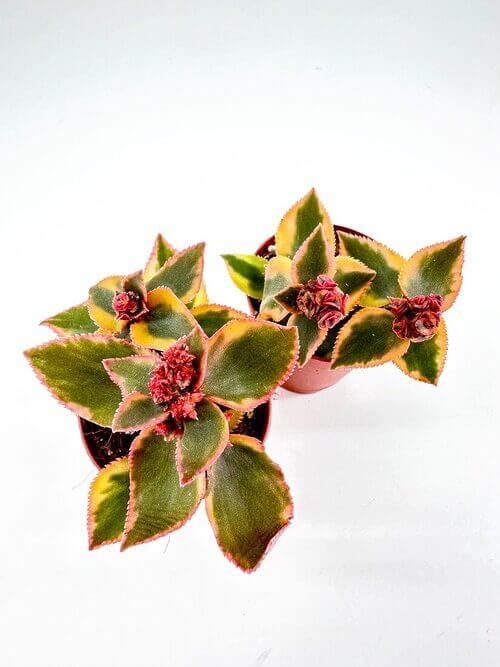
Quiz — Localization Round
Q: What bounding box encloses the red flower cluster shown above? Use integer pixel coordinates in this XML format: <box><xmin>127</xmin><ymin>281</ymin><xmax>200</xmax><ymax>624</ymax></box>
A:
<box><xmin>387</xmin><ymin>294</ymin><xmax>444</xmax><ymax>342</ymax></box>
<box><xmin>148</xmin><ymin>342</ymin><xmax>202</xmax><ymax>438</ymax></box>
<box><xmin>112</xmin><ymin>291</ymin><xmax>147</xmax><ymax>321</ymax></box>
<box><xmin>296</xmin><ymin>275</ymin><xmax>348</xmax><ymax>329</ymax></box>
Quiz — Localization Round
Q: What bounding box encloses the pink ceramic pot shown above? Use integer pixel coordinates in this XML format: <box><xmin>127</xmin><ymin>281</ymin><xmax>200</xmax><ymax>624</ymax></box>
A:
<box><xmin>79</xmin><ymin>400</ymin><xmax>272</xmax><ymax>469</ymax></box>
<box><xmin>251</xmin><ymin>225</ymin><xmax>369</xmax><ymax>394</ymax></box>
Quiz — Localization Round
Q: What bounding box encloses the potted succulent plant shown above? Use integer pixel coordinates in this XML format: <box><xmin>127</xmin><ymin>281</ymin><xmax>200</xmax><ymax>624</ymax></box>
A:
<box><xmin>329</xmin><ymin>233</ymin><xmax>466</xmax><ymax>384</ymax></box>
<box><xmin>25</xmin><ymin>235</ymin><xmax>299</xmax><ymax>572</ymax></box>
<box><xmin>223</xmin><ymin>189</ymin><xmax>376</xmax><ymax>392</ymax></box>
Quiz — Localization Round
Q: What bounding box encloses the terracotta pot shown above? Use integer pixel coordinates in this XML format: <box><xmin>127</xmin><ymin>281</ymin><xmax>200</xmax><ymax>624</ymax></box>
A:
<box><xmin>79</xmin><ymin>400</ymin><xmax>272</xmax><ymax>469</ymax></box>
<box><xmin>251</xmin><ymin>225</ymin><xmax>369</xmax><ymax>394</ymax></box>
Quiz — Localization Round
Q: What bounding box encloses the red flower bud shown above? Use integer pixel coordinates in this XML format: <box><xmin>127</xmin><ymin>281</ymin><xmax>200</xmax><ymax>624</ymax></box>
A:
<box><xmin>112</xmin><ymin>291</ymin><xmax>147</xmax><ymax>321</ymax></box>
<box><xmin>148</xmin><ymin>341</ymin><xmax>203</xmax><ymax>438</ymax></box>
<box><xmin>387</xmin><ymin>294</ymin><xmax>444</xmax><ymax>342</ymax></box>
<box><xmin>296</xmin><ymin>275</ymin><xmax>347</xmax><ymax>329</ymax></box>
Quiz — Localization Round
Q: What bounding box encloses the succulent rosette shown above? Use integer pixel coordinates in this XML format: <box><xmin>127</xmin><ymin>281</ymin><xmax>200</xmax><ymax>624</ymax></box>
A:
<box><xmin>330</xmin><ymin>233</ymin><xmax>466</xmax><ymax>384</ymax></box>
<box><xmin>25</xmin><ymin>235</ymin><xmax>300</xmax><ymax>572</ymax></box>
<box><xmin>223</xmin><ymin>189</ymin><xmax>377</xmax><ymax>367</ymax></box>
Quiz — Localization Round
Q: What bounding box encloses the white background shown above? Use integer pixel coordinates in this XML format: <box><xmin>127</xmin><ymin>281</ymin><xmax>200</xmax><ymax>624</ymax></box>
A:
<box><xmin>1</xmin><ymin>1</ymin><xmax>499</xmax><ymax>665</ymax></box>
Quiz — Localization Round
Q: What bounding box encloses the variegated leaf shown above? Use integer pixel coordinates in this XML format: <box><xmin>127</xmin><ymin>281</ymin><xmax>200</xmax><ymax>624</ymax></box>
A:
<box><xmin>25</xmin><ymin>334</ymin><xmax>137</xmax><ymax>426</ymax></box>
<box><xmin>259</xmin><ymin>256</ymin><xmax>293</xmax><ymax>321</ymax></box>
<box><xmin>221</xmin><ymin>254</ymin><xmax>268</xmax><ymax>299</ymax></box>
<box><xmin>399</xmin><ymin>236</ymin><xmax>465</xmax><ymax>311</ymax></box>
<box><xmin>103</xmin><ymin>354</ymin><xmax>157</xmax><ymax>397</ymax></box>
<box><xmin>275</xmin><ymin>189</ymin><xmax>335</xmax><ymax>259</ymax></box>
<box><xmin>143</xmin><ymin>234</ymin><xmax>176</xmax><ymax>282</ymax></box>
<box><xmin>192</xmin><ymin>304</ymin><xmax>250</xmax><ymax>338</ymax></box>
<box><xmin>88</xmin><ymin>457</ymin><xmax>130</xmax><ymax>549</ymax></box>
<box><xmin>337</xmin><ymin>232</ymin><xmax>405</xmax><ymax>306</ymax></box>
<box><xmin>122</xmin><ymin>428</ymin><xmax>205</xmax><ymax>549</ymax></box>
<box><xmin>146</xmin><ymin>243</ymin><xmax>205</xmax><ymax>303</ymax></box>
<box><xmin>394</xmin><ymin>319</ymin><xmax>447</xmax><ymax>384</ymax></box>
<box><xmin>88</xmin><ymin>275</ymin><xmax>126</xmax><ymax>333</ymax></box>
<box><xmin>331</xmin><ymin>307</ymin><xmax>410</xmax><ymax>369</ymax></box>
<box><xmin>190</xmin><ymin>282</ymin><xmax>209</xmax><ymax>308</ymax></box>
<box><xmin>122</xmin><ymin>271</ymin><xmax>147</xmax><ymax>300</ymax></box>
<box><xmin>200</xmin><ymin>320</ymin><xmax>299</xmax><ymax>411</ymax></box>
<box><xmin>176</xmin><ymin>399</ymin><xmax>229</xmax><ymax>485</ymax></box>
<box><xmin>206</xmin><ymin>434</ymin><xmax>293</xmax><ymax>572</ymax></box>
<box><xmin>274</xmin><ymin>285</ymin><xmax>302</xmax><ymax>314</ymax></box>
<box><xmin>112</xmin><ymin>391</ymin><xmax>166</xmax><ymax>433</ymax></box>
<box><xmin>332</xmin><ymin>256</ymin><xmax>376</xmax><ymax>311</ymax></box>
<box><xmin>42</xmin><ymin>303</ymin><xmax>98</xmax><ymax>336</ymax></box>
<box><xmin>291</xmin><ymin>224</ymin><xmax>335</xmax><ymax>284</ymax></box>
<box><xmin>130</xmin><ymin>287</ymin><xmax>198</xmax><ymax>351</ymax></box>
<box><xmin>289</xmin><ymin>312</ymin><xmax>327</xmax><ymax>367</ymax></box>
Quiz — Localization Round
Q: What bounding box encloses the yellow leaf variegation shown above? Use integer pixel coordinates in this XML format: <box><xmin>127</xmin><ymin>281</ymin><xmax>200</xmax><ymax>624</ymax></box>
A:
<box><xmin>259</xmin><ymin>256</ymin><xmax>293</xmax><ymax>321</ymax></box>
<box><xmin>276</xmin><ymin>189</ymin><xmax>335</xmax><ymax>259</ymax></box>
<box><xmin>88</xmin><ymin>457</ymin><xmax>130</xmax><ymax>549</ymax></box>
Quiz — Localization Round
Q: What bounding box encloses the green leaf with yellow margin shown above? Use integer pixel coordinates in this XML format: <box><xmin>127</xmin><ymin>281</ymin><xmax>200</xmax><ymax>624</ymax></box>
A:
<box><xmin>394</xmin><ymin>319</ymin><xmax>447</xmax><ymax>384</ymax></box>
<box><xmin>289</xmin><ymin>313</ymin><xmax>327</xmax><ymax>367</ymax></box>
<box><xmin>206</xmin><ymin>434</ymin><xmax>293</xmax><ymax>572</ymax></box>
<box><xmin>200</xmin><ymin>320</ymin><xmax>299</xmax><ymax>411</ymax></box>
<box><xmin>291</xmin><ymin>224</ymin><xmax>335</xmax><ymax>284</ymax></box>
<box><xmin>103</xmin><ymin>354</ymin><xmax>157</xmax><ymax>396</ymax></box>
<box><xmin>275</xmin><ymin>189</ymin><xmax>335</xmax><ymax>259</ymax></box>
<box><xmin>88</xmin><ymin>275</ymin><xmax>126</xmax><ymax>333</ymax></box>
<box><xmin>143</xmin><ymin>234</ymin><xmax>176</xmax><ymax>282</ymax></box>
<box><xmin>221</xmin><ymin>254</ymin><xmax>267</xmax><ymax>299</ymax></box>
<box><xmin>337</xmin><ymin>232</ymin><xmax>405</xmax><ymax>306</ymax></box>
<box><xmin>121</xmin><ymin>428</ymin><xmax>205</xmax><ymax>549</ymax></box>
<box><xmin>192</xmin><ymin>304</ymin><xmax>249</xmax><ymax>338</ymax></box>
<box><xmin>24</xmin><ymin>334</ymin><xmax>138</xmax><ymax>427</ymax></box>
<box><xmin>88</xmin><ymin>457</ymin><xmax>130</xmax><ymax>549</ymax></box>
<box><xmin>399</xmin><ymin>236</ymin><xmax>465</xmax><ymax>311</ymax></box>
<box><xmin>130</xmin><ymin>287</ymin><xmax>199</xmax><ymax>351</ymax></box>
<box><xmin>176</xmin><ymin>399</ymin><xmax>229</xmax><ymax>485</ymax></box>
<box><xmin>146</xmin><ymin>243</ymin><xmax>205</xmax><ymax>304</ymax></box>
<box><xmin>259</xmin><ymin>256</ymin><xmax>293</xmax><ymax>321</ymax></box>
<box><xmin>42</xmin><ymin>303</ymin><xmax>98</xmax><ymax>336</ymax></box>
<box><xmin>331</xmin><ymin>307</ymin><xmax>410</xmax><ymax>369</ymax></box>
<box><xmin>112</xmin><ymin>391</ymin><xmax>166</xmax><ymax>433</ymax></box>
<box><xmin>190</xmin><ymin>282</ymin><xmax>209</xmax><ymax>308</ymax></box>
<box><xmin>274</xmin><ymin>285</ymin><xmax>302</xmax><ymax>314</ymax></box>
<box><xmin>332</xmin><ymin>256</ymin><xmax>376</xmax><ymax>311</ymax></box>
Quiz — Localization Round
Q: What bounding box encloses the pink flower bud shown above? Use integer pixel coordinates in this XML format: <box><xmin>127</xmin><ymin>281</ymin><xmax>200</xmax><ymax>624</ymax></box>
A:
<box><xmin>112</xmin><ymin>291</ymin><xmax>147</xmax><ymax>321</ymax></box>
<box><xmin>296</xmin><ymin>275</ymin><xmax>347</xmax><ymax>329</ymax></box>
<box><xmin>387</xmin><ymin>294</ymin><xmax>444</xmax><ymax>342</ymax></box>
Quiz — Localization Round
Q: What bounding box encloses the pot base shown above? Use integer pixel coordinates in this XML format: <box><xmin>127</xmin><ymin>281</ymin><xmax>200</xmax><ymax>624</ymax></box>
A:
<box><xmin>283</xmin><ymin>357</ymin><xmax>350</xmax><ymax>394</ymax></box>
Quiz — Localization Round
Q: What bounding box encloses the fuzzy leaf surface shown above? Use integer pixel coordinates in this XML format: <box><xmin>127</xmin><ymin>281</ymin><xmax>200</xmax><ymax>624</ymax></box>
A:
<box><xmin>122</xmin><ymin>429</ymin><xmax>205</xmax><ymax>549</ymax></box>
<box><xmin>289</xmin><ymin>312</ymin><xmax>327</xmax><ymax>367</ymax></box>
<box><xmin>206</xmin><ymin>434</ymin><xmax>293</xmax><ymax>572</ymax></box>
<box><xmin>130</xmin><ymin>287</ymin><xmax>198</xmax><ymax>351</ymax></box>
<box><xmin>332</xmin><ymin>256</ymin><xmax>376</xmax><ymax>311</ymax></box>
<box><xmin>337</xmin><ymin>232</ymin><xmax>405</xmax><ymax>306</ymax></box>
<box><xmin>88</xmin><ymin>457</ymin><xmax>130</xmax><ymax>549</ymax></box>
<box><xmin>259</xmin><ymin>256</ymin><xmax>293</xmax><ymax>321</ymax></box>
<box><xmin>143</xmin><ymin>234</ymin><xmax>176</xmax><ymax>282</ymax></box>
<box><xmin>88</xmin><ymin>275</ymin><xmax>126</xmax><ymax>333</ymax></box>
<box><xmin>221</xmin><ymin>254</ymin><xmax>267</xmax><ymax>299</ymax></box>
<box><xmin>112</xmin><ymin>391</ymin><xmax>166</xmax><ymax>433</ymax></box>
<box><xmin>42</xmin><ymin>303</ymin><xmax>99</xmax><ymax>336</ymax></box>
<box><xmin>103</xmin><ymin>354</ymin><xmax>157</xmax><ymax>396</ymax></box>
<box><xmin>177</xmin><ymin>399</ymin><xmax>229</xmax><ymax>485</ymax></box>
<box><xmin>192</xmin><ymin>304</ymin><xmax>249</xmax><ymax>338</ymax></box>
<box><xmin>399</xmin><ymin>237</ymin><xmax>465</xmax><ymax>311</ymax></box>
<box><xmin>275</xmin><ymin>189</ymin><xmax>335</xmax><ymax>258</ymax></box>
<box><xmin>291</xmin><ymin>224</ymin><xmax>335</xmax><ymax>284</ymax></box>
<box><xmin>394</xmin><ymin>319</ymin><xmax>447</xmax><ymax>384</ymax></box>
<box><xmin>25</xmin><ymin>334</ymin><xmax>137</xmax><ymax>426</ymax></box>
<box><xmin>331</xmin><ymin>307</ymin><xmax>409</xmax><ymax>369</ymax></box>
<box><xmin>200</xmin><ymin>320</ymin><xmax>298</xmax><ymax>410</ymax></box>
<box><xmin>146</xmin><ymin>243</ymin><xmax>205</xmax><ymax>303</ymax></box>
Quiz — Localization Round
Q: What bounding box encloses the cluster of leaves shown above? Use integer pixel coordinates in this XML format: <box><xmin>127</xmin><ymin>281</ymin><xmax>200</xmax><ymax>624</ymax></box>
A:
<box><xmin>25</xmin><ymin>235</ymin><xmax>299</xmax><ymax>572</ymax></box>
<box><xmin>223</xmin><ymin>189</ymin><xmax>465</xmax><ymax>385</ymax></box>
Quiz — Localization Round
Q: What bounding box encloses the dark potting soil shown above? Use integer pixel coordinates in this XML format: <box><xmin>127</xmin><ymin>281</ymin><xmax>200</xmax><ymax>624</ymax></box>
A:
<box><xmin>79</xmin><ymin>401</ymin><xmax>270</xmax><ymax>469</ymax></box>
